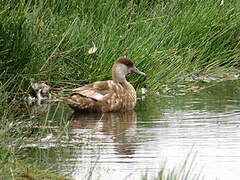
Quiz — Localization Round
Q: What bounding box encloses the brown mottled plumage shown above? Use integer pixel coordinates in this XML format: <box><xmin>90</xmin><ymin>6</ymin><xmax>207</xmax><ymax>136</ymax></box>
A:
<box><xmin>65</xmin><ymin>57</ymin><xmax>145</xmax><ymax>112</ymax></box>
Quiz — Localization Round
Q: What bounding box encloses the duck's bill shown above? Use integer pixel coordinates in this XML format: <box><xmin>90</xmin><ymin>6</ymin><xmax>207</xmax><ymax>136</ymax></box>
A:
<box><xmin>132</xmin><ymin>67</ymin><xmax>146</xmax><ymax>76</ymax></box>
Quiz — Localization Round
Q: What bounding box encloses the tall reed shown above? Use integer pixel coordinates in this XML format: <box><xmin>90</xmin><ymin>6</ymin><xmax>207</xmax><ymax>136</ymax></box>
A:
<box><xmin>0</xmin><ymin>0</ymin><xmax>239</xmax><ymax>90</ymax></box>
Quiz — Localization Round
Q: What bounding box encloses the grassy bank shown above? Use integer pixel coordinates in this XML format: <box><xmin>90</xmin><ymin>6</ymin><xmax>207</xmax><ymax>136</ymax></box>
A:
<box><xmin>1</xmin><ymin>0</ymin><xmax>240</xmax><ymax>90</ymax></box>
<box><xmin>0</xmin><ymin>0</ymin><xmax>240</xmax><ymax>179</ymax></box>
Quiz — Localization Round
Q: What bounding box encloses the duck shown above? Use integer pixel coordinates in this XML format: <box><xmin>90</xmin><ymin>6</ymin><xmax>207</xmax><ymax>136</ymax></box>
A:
<box><xmin>65</xmin><ymin>57</ymin><xmax>145</xmax><ymax>112</ymax></box>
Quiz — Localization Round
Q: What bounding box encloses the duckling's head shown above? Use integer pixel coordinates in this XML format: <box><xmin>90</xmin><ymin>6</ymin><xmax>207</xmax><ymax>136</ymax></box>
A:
<box><xmin>112</xmin><ymin>57</ymin><xmax>145</xmax><ymax>82</ymax></box>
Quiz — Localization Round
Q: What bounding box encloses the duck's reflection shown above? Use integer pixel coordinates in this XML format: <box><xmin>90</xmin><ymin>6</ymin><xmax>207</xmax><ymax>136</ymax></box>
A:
<box><xmin>69</xmin><ymin>111</ymin><xmax>137</xmax><ymax>156</ymax></box>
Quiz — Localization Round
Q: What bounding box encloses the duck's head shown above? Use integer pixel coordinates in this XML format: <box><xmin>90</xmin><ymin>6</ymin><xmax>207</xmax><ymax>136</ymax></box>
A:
<box><xmin>112</xmin><ymin>57</ymin><xmax>145</xmax><ymax>82</ymax></box>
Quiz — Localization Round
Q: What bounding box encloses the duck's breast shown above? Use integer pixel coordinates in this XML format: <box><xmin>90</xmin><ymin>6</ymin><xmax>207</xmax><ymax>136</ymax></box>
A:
<box><xmin>100</xmin><ymin>81</ymin><xmax>136</xmax><ymax>112</ymax></box>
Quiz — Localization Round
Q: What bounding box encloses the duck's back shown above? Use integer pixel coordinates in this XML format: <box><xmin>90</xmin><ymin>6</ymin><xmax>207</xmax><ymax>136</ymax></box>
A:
<box><xmin>65</xmin><ymin>80</ymin><xmax>136</xmax><ymax>112</ymax></box>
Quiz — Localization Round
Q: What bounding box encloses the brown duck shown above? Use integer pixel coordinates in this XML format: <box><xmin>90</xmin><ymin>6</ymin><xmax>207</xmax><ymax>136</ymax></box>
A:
<box><xmin>65</xmin><ymin>57</ymin><xmax>145</xmax><ymax>112</ymax></box>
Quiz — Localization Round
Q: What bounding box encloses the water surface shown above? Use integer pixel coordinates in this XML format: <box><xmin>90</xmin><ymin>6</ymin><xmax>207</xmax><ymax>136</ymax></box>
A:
<box><xmin>23</xmin><ymin>80</ymin><xmax>240</xmax><ymax>180</ymax></box>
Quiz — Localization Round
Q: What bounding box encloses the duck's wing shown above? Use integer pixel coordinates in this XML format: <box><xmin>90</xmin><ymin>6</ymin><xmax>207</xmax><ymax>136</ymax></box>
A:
<box><xmin>72</xmin><ymin>81</ymin><xmax>112</xmax><ymax>101</ymax></box>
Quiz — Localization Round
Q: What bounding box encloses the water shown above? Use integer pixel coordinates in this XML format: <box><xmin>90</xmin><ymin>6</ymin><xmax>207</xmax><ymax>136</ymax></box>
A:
<box><xmin>23</xmin><ymin>80</ymin><xmax>240</xmax><ymax>180</ymax></box>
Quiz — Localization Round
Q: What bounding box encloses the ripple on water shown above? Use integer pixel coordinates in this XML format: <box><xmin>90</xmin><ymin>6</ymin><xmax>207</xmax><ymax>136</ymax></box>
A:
<box><xmin>23</xmin><ymin>80</ymin><xmax>240</xmax><ymax>180</ymax></box>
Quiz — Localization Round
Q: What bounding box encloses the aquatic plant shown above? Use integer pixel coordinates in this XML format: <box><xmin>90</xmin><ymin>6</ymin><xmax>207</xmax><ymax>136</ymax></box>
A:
<box><xmin>141</xmin><ymin>153</ymin><xmax>202</xmax><ymax>180</ymax></box>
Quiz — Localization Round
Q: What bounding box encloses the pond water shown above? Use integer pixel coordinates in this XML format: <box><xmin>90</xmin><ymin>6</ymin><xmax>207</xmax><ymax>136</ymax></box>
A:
<box><xmin>23</xmin><ymin>80</ymin><xmax>240</xmax><ymax>180</ymax></box>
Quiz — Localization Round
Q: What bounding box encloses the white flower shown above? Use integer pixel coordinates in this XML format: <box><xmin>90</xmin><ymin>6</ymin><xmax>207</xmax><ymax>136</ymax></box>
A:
<box><xmin>220</xmin><ymin>0</ymin><xmax>224</xmax><ymax>6</ymax></box>
<box><xmin>88</xmin><ymin>42</ymin><xmax>97</xmax><ymax>54</ymax></box>
<box><xmin>141</xmin><ymin>88</ymin><xmax>147</xmax><ymax>94</ymax></box>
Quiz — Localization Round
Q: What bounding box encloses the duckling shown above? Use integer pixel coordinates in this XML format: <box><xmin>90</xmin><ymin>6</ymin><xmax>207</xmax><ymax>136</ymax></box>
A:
<box><xmin>65</xmin><ymin>57</ymin><xmax>145</xmax><ymax>112</ymax></box>
<box><xmin>28</xmin><ymin>78</ymin><xmax>51</xmax><ymax>105</ymax></box>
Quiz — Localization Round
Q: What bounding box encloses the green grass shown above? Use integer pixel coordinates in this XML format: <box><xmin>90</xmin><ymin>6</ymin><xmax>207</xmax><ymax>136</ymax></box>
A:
<box><xmin>0</xmin><ymin>0</ymin><xmax>240</xmax><ymax>179</ymax></box>
<box><xmin>0</xmin><ymin>100</ymin><xmax>71</xmax><ymax>179</ymax></box>
<box><xmin>141</xmin><ymin>153</ymin><xmax>201</xmax><ymax>180</ymax></box>
<box><xmin>1</xmin><ymin>0</ymin><xmax>239</xmax><ymax>90</ymax></box>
